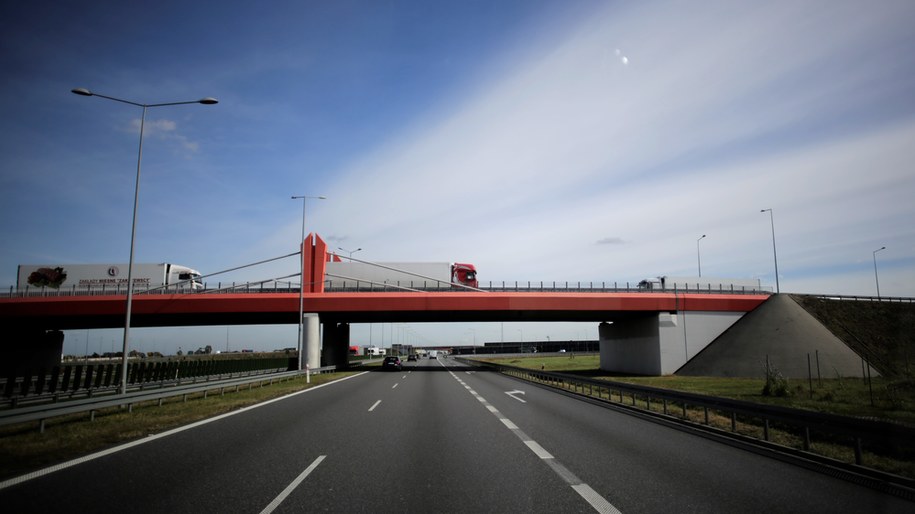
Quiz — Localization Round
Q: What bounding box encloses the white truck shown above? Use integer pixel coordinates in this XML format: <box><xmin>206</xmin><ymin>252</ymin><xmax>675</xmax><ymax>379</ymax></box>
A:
<box><xmin>637</xmin><ymin>276</ymin><xmax>765</xmax><ymax>292</ymax></box>
<box><xmin>323</xmin><ymin>260</ymin><xmax>478</xmax><ymax>291</ymax></box>
<box><xmin>17</xmin><ymin>263</ymin><xmax>203</xmax><ymax>292</ymax></box>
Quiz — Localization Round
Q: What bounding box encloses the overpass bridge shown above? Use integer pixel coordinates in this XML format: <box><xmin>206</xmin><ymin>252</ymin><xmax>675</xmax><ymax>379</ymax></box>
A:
<box><xmin>1</xmin><ymin>234</ymin><xmax>770</xmax><ymax>376</ymax></box>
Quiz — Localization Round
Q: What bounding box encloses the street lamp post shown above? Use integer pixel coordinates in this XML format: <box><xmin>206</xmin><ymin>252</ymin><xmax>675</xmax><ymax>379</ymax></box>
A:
<box><xmin>873</xmin><ymin>246</ymin><xmax>886</xmax><ymax>299</ymax></box>
<box><xmin>338</xmin><ymin>247</ymin><xmax>362</xmax><ymax>259</ymax></box>
<box><xmin>697</xmin><ymin>234</ymin><xmax>706</xmax><ymax>277</ymax></box>
<box><xmin>760</xmin><ymin>209</ymin><xmax>780</xmax><ymax>293</ymax></box>
<box><xmin>72</xmin><ymin>88</ymin><xmax>217</xmax><ymax>395</ymax></box>
<box><xmin>292</xmin><ymin>195</ymin><xmax>326</xmax><ymax>382</ymax></box>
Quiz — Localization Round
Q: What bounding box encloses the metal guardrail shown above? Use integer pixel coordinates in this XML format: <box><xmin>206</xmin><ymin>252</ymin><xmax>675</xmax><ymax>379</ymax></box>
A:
<box><xmin>0</xmin><ymin>367</ymin><xmax>336</xmax><ymax>432</ymax></box>
<box><xmin>459</xmin><ymin>357</ymin><xmax>915</xmax><ymax>497</ymax></box>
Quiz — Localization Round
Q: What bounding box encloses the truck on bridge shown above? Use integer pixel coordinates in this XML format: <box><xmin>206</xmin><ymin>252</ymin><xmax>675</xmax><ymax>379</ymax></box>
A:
<box><xmin>17</xmin><ymin>263</ymin><xmax>203</xmax><ymax>292</ymax></box>
<box><xmin>637</xmin><ymin>276</ymin><xmax>765</xmax><ymax>292</ymax></box>
<box><xmin>323</xmin><ymin>258</ymin><xmax>478</xmax><ymax>291</ymax></box>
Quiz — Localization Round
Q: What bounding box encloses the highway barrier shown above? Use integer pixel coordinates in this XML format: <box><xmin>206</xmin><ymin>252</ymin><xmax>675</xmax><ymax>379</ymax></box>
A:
<box><xmin>1</xmin><ymin>356</ymin><xmax>293</xmax><ymax>408</ymax></box>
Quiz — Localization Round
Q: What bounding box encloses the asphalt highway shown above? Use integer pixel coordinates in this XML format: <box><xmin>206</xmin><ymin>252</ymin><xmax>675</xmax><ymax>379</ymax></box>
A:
<box><xmin>1</xmin><ymin>356</ymin><xmax>912</xmax><ymax>513</ymax></box>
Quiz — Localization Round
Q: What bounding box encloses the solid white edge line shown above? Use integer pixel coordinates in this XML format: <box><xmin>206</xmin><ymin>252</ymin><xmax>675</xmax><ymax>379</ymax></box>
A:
<box><xmin>0</xmin><ymin>371</ymin><xmax>369</xmax><ymax>491</ymax></box>
<box><xmin>572</xmin><ymin>483</ymin><xmax>623</xmax><ymax>514</ymax></box>
<box><xmin>259</xmin><ymin>455</ymin><xmax>326</xmax><ymax>514</ymax></box>
<box><xmin>368</xmin><ymin>400</ymin><xmax>382</xmax><ymax>412</ymax></box>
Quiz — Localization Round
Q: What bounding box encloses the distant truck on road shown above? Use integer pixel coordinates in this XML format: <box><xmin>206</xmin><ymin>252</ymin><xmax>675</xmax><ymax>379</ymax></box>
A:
<box><xmin>637</xmin><ymin>276</ymin><xmax>765</xmax><ymax>292</ymax></box>
<box><xmin>324</xmin><ymin>258</ymin><xmax>478</xmax><ymax>291</ymax></box>
<box><xmin>17</xmin><ymin>263</ymin><xmax>203</xmax><ymax>292</ymax></box>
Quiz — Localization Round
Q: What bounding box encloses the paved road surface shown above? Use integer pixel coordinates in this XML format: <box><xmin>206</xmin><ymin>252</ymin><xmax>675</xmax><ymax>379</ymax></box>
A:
<box><xmin>2</xmin><ymin>357</ymin><xmax>911</xmax><ymax>513</ymax></box>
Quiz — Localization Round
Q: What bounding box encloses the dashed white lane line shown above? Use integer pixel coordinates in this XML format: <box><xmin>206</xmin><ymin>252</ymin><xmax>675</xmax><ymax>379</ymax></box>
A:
<box><xmin>441</xmin><ymin>360</ymin><xmax>622</xmax><ymax>514</ymax></box>
<box><xmin>573</xmin><ymin>484</ymin><xmax>623</xmax><ymax>514</ymax></box>
<box><xmin>259</xmin><ymin>455</ymin><xmax>326</xmax><ymax>514</ymax></box>
<box><xmin>368</xmin><ymin>400</ymin><xmax>381</xmax><ymax>412</ymax></box>
<box><xmin>392</xmin><ymin>383</ymin><xmax>399</xmax><ymax>389</ymax></box>
<box><xmin>523</xmin><ymin>440</ymin><xmax>554</xmax><ymax>459</ymax></box>
<box><xmin>500</xmin><ymin>418</ymin><xmax>519</xmax><ymax>430</ymax></box>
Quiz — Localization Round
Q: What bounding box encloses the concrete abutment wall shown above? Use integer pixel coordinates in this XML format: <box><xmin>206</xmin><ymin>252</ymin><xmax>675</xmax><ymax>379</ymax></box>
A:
<box><xmin>599</xmin><ymin>311</ymin><xmax>744</xmax><ymax>375</ymax></box>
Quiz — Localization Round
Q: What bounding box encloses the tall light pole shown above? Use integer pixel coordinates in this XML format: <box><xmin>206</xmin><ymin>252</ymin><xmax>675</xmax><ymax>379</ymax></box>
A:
<box><xmin>338</xmin><ymin>246</ymin><xmax>361</xmax><ymax>259</ymax></box>
<box><xmin>760</xmin><ymin>209</ymin><xmax>780</xmax><ymax>293</ymax></box>
<box><xmin>72</xmin><ymin>88</ymin><xmax>217</xmax><ymax>395</ymax></box>
<box><xmin>697</xmin><ymin>234</ymin><xmax>706</xmax><ymax>277</ymax></box>
<box><xmin>873</xmin><ymin>246</ymin><xmax>886</xmax><ymax>299</ymax></box>
<box><xmin>292</xmin><ymin>195</ymin><xmax>326</xmax><ymax>382</ymax></box>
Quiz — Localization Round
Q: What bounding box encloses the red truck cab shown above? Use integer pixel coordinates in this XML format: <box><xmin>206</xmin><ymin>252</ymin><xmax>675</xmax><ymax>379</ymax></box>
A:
<box><xmin>452</xmin><ymin>263</ymin><xmax>478</xmax><ymax>288</ymax></box>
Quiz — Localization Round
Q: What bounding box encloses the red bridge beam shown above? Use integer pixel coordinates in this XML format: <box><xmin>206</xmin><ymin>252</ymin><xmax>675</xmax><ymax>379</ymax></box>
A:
<box><xmin>0</xmin><ymin>292</ymin><xmax>769</xmax><ymax>330</ymax></box>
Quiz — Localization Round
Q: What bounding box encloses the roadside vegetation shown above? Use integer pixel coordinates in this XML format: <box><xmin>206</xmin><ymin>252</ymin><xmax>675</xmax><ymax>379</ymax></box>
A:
<box><xmin>0</xmin><ymin>371</ymin><xmax>362</xmax><ymax>482</ymax></box>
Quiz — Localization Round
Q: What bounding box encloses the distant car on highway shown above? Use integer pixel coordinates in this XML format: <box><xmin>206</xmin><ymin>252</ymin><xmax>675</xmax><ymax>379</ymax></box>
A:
<box><xmin>407</xmin><ymin>354</ymin><xmax>417</xmax><ymax>362</ymax></box>
<box><xmin>382</xmin><ymin>356</ymin><xmax>403</xmax><ymax>371</ymax></box>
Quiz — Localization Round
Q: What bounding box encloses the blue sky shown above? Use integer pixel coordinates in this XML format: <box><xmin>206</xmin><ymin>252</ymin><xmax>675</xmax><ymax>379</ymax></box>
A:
<box><xmin>2</xmin><ymin>1</ymin><xmax>914</xmax><ymax>355</ymax></box>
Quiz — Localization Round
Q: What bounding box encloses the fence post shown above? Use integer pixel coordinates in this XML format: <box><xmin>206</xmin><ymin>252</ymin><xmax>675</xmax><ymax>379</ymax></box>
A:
<box><xmin>807</xmin><ymin>354</ymin><xmax>813</xmax><ymax>398</ymax></box>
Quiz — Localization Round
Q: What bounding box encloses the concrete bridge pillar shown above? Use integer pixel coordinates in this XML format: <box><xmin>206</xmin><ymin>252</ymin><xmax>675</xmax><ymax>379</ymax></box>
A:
<box><xmin>303</xmin><ymin>313</ymin><xmax>321</xmax><ymax>372</ymax></box>
<box><xmin>321</xmin><ymin>321</ymin><xmax>350</xmax><ymax>369</ymax></box>
<box><xmin>598</xmin><ymin>311</ymin><xmax>745</xmax><ymax>376</ymax></box>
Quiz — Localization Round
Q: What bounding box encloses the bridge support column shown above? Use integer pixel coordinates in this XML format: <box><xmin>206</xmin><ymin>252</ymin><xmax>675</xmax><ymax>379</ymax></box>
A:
<box><xmin>302</xmin><ymin>313</ymin><xmax>321</xmax><ymax>373</ymax></box>
<box><xmin>321</xmin><ymin>321</ymin><xmax>350</xmax><ymax>369</ymax></box>
<box><xmin>599</xmin><ymin>311</ymin><xmax>745</xmax><ymax>375</ymax></box>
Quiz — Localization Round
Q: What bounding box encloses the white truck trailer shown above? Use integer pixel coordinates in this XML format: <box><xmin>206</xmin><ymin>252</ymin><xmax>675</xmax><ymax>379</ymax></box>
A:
<box><xmin>17</xmin><ymin>263</ymin><xmax>203</xmax><ymax>292</ymax></box>
<box><xmin>324</xmin><ymin>261</ymin><xmax>478</xmax><ymax>290</ymax></box>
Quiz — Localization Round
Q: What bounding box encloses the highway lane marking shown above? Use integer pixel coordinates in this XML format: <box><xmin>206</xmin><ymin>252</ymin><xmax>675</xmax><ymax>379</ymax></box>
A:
<box><xmin>523</xmin><ymin>440</ymin><xmax>554</xmax><ymax>459</ymax></box>
<box><xmin>500</xmin><ymin>418</ymin><xmax>520</xmax><ymax>430</ymax></box>
<box><xmin>0</xmin><ymin>371</ymin><xmax>370</xmax><ymax>492</ymax></box>
<box><xmin>505</xmin><ymin>390</ymin><xmax>527</xmax><ymax>403</ymax></box>
<box><xmin>392</xmin><ymin>383</ymin><xmax>399</xmax><ymax>389</ymax></box>
<box><xmin>573</xmin><ymin>484</ymin><xmax>623</xmax><ymax>514</ymax></box>
<box><xmin>368</xmin><ymin>400</ymin><xmax>382</xmax><ymax>412</ymax></box>
<box><xmin>259</xmin><ymin>455</ymin><xmax>326</xmax><ymax>514</ymax></box>
<box><xmin>442</xmin><ymin>360</ymin><xmax>622</xmax><ymax>514</ymax></box>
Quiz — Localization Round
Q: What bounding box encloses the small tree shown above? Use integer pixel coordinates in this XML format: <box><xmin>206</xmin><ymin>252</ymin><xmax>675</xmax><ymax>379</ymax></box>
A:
<box><xmin>763</xmin><ymin>363</ymin><xmax>790</xmax><ymax>397</ymax></box>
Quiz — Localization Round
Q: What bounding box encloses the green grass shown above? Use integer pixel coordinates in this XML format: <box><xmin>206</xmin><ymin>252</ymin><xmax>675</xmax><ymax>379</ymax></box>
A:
<box><xmin>0</xmin><ymin>371</ymin><xmax>361</xmax><ymax>481</ymax></box>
